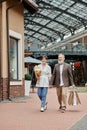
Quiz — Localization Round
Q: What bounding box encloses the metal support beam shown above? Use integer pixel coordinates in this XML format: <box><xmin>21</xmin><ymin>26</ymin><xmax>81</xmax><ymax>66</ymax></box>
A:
<box><xmin>25</xmin><ymin>26</ymin><xmax>57</xmax><ymax>42</ymax></box>
<box><xmin>40</xmin><ymin>1</ymin><xmax>87</xmax><ymax>24</ymax></box>
<box><xmin>72</xmin><ymin>0</ymin><xmax>87</xmax><ymax>6</ymax></box>
<box><xmin>25</xmin><ymin>18</ymin><xmax>65</xmax><ymax>36</ymax></box>
<box><xmin>25</xmin><ymin>33</ymin><xmax>47</xmax><ymax>44</ymax></box>
<box><xmin>25</xmin><ymin>12</ymin><xmax>76</xmax><ymax>32</ymax></box>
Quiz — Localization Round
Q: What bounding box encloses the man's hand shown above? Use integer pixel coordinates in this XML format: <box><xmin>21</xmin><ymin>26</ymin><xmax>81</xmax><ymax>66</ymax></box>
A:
<box><xmin>49</xmin><ymin>85</ymin><xmax>53</xmax><ymax>88</ymax></box>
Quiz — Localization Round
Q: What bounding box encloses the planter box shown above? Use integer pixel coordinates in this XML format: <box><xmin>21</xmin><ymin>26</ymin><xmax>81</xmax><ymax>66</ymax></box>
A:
<box><xmin>25</xmin><ymin>80</ymin><xmax>31</xmax><ymax>96</ymax></box>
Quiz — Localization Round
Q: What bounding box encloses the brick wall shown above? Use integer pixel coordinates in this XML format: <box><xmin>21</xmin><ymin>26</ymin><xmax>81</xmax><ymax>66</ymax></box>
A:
<box><xmin>10</xmin><ymin>79</ymin><xmax>25</xmax><ymax>98</ymax></box>
<box><xmin>0</xmin><ymin>78</ymin><xmax>8</xmax><ymax>100</ymax></box>
<box><xmin>0</xmin><ymin>78</ymin><xmax>3</xmax><ymax>100</ymax></box>
<box><xmin>0</xmin><ymin>78</ymin><xmax>25</xmax><ymax>100</ymax></box>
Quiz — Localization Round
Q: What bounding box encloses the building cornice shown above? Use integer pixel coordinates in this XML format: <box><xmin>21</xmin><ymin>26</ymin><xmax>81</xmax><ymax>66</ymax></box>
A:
<box><xmin>0</xmin><ymin>0</ymin><xmax>38</xmax><ymax>14</ymax></box>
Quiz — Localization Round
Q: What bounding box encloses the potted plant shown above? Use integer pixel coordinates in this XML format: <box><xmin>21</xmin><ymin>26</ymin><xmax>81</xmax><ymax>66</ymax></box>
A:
<box><xmin>25</xmin><ymin>74</ymin><xmax>32</xmax><ymax>96</ymax></box>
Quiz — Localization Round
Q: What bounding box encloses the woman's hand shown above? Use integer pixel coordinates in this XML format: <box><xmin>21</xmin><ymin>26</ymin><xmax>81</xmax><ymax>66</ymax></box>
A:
<box><xmin>36</xmin><ymin>76</ymin><xmax>40</xmax><ymax>80</ymax></box>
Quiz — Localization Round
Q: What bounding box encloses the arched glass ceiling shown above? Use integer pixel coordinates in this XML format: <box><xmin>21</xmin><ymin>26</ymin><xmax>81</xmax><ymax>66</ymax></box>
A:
<box><xmin>24</xmin><ymin>0</ymin><xmax>87</xmax><ymax>49</ymax></box>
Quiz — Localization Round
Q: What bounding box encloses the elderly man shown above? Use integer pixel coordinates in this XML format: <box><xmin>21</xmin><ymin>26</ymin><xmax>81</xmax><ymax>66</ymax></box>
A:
<box><xmin>50</xmin><ymin>53</ymin><xmax>74</xmax><ymax>113</ymax></box>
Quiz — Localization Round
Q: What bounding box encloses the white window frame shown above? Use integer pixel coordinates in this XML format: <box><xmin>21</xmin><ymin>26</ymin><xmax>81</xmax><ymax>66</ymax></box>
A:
<box><xmin>9</xmin><ymin>30</ymin><xmax>22</xmax><ymax>85</ymax></box>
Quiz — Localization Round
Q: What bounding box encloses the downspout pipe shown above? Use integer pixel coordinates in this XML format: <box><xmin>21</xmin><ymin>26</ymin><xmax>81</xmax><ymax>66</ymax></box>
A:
<box><xmin>6</xmin><ymin>0</ymin><xmax>22</xmax><ymax>100</ymax></box>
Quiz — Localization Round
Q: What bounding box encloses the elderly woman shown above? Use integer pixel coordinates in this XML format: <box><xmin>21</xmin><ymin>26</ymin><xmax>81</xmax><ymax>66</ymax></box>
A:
<box><xmin>36</xmin><ymin>55</ymin><xmax>51</xmax><ymax>112</ymax></box>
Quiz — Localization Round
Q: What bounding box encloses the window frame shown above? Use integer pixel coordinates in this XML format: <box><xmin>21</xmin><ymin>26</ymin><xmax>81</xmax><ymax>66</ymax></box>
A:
<box><xmin>10</xmin><ymin>37</ymin><xmax>19</xmax><ymax>80</ymax></box>
<box><xmin>9</xmin><ymin>30</ymin><xmax>22</xmax><ymax>85</ymax></box>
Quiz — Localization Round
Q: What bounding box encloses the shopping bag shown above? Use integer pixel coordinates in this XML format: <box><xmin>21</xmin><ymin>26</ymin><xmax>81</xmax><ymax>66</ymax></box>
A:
<box><xmin>68</xmin><ymin>91</ymin><xmax>73</xmax><ymax>105</ymax></box>
<box><xmin>75</xmin><ymin>91</ymin><xmax>81</xmax><ymax>104</ymax></box>
<box><xmin>73</xmin><ymin>91</ymin><xmax>77</xmax><ymax>105</ymax></box>
<box><xmin>68</xmin><ymin>89</ymin><xmax>81</xmax><ymax>106</ymax></box>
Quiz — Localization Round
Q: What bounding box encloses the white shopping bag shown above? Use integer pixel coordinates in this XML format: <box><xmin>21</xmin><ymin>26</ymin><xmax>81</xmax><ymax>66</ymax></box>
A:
<box><xmin>73</xmin><ymin>91</ymin><xmax>77</xmax><ymax>105</ymax></box>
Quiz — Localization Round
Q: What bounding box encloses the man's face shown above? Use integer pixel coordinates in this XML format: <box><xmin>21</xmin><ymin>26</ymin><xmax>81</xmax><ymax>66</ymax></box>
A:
<box><xmin>58</xmin><ymin>54</ymin><xmax>64</xmax><ymax>64</ymax></box>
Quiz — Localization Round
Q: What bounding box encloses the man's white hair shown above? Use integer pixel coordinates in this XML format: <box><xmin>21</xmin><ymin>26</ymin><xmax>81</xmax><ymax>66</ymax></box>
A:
<box><xmin>58</xmin><ymin>53</ymin><xmax>65</xmax><ymax>59</ymax></box>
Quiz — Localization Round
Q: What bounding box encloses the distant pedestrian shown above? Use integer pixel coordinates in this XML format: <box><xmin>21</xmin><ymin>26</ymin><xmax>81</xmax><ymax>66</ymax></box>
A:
<box><xmin>31</xmin><ymin>69</ymin><xmax>37</xmax><ymax>93</ymax></box>
<box><xmin>50</xmin><ymin>53</ymin><xmax>75</xmax><ymax>113</ymax></box>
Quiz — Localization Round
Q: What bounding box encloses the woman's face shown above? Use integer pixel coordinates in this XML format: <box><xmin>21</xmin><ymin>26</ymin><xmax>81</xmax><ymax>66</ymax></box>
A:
<box><xmin>42</xmin><ymin>57</ymin><xmax>47</xmax><ymax>65</ymax></box>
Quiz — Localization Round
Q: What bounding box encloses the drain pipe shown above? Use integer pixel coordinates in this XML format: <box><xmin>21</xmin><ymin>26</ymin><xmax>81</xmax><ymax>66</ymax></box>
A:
<box><xmin>6</xmin><ymin>1</ymin><xmax>22</xmax><ymax>100</ymax></box>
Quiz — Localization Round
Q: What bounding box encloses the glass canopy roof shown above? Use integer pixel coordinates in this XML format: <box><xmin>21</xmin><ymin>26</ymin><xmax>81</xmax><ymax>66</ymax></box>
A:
<box><xmin>24</xmin><ymin>0</ymin><xmax>87</xmax><ymax>50</ymax></box>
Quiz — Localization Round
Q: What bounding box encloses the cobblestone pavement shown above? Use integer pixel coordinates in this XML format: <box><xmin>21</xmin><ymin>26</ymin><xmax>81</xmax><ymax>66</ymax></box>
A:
<box><xmin>0</xmin><ymin>88</ymin><xmax>87</xmax><ymax>130</ymax></box>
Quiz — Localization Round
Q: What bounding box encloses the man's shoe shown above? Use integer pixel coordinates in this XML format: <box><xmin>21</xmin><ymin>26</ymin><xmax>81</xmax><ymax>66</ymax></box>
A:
<box><xmin>59</xmin><ymin>106</ymin><xmax>62</xmax><ymax>110</ymax></box>
<box><xmin>61</xmin><ymin>109</ymin><xmax>66</xmax><ymax>113</ymax></box>
<box><xmin>40</xmin><ymin>107</ymin><xmax>44</xmax><ymax>112</ymax></box>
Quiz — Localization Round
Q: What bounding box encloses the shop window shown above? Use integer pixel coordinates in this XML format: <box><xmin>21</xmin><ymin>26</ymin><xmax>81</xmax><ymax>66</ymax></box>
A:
<box><xmin>10</xmin><ymin>37</ymin><xmax>18</xmax><ymax>80</ymax></box>
<box><xmin>9</xmin><ymin>30</ymin><xmax>22</xmax><ymax>84</ymax></box>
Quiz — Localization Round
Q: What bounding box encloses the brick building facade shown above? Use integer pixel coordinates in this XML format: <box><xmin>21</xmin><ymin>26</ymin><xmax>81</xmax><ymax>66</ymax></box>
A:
<box><xmin>0</xmin><ymin>0</ymin><xmax>38</xmax><ymax>100</ymax></box>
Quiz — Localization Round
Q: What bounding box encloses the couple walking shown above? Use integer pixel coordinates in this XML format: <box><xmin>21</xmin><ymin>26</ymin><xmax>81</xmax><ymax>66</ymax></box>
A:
<box><xmin>35</xmin><ymin>53</ymin><xmax>74</xmax><ymax>113</ymax></box>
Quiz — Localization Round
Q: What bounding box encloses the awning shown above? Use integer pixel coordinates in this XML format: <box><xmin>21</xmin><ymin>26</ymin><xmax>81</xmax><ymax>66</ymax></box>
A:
<box><xmin>24</xmin><ymin>56</ymin><xmax>41</xmax><ymax>64</ymax></box>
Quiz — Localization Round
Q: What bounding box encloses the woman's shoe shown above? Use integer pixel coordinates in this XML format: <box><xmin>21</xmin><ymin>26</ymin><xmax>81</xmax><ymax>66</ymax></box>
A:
<box><xmin>40</xmin><ymin>107</ymin><xmax>44</xmax><ymax>112</ymax></box>
<box><xmin>44</xmin><ymin>102</ymin><xmax>48</xmax><ymax>110</ymax></box>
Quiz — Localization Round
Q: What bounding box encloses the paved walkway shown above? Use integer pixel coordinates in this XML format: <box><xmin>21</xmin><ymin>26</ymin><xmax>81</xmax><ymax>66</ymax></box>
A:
<box><xmin>0</xmin><ymin>88</ymin><xmax>87</xmax><ymax>130</ymax></box>
<box><xmin>70</xmin><ymin>115</ymin><xmax>87</xmax><ymax>130</ymax></box>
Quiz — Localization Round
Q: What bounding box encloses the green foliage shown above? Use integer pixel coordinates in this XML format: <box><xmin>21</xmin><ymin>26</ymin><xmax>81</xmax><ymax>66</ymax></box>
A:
<box><xmin>25</xmin><ymin>74</ymin><xmax>32</xmax><ymax>80</ymax></box>
<box><xmin>77</xmin><ymin>87</ymin><xmax>87</xmax><ymax>93</ymax></box>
